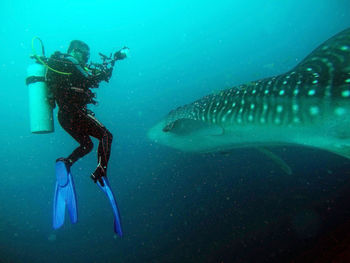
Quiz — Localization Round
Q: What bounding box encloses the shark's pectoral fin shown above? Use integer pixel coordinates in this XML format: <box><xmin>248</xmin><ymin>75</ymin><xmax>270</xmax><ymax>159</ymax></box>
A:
<box><xmin>256</xmin><ymin>147</ymin><xmax>292</xmax><ymax>175</ymax></box>
<box><xmin>163</xmin><ymin>118</ymin><xmax>224</xmax><ymax>136</ymax></box>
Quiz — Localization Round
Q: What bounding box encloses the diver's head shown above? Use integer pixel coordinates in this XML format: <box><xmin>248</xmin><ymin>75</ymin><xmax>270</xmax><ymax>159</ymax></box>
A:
<box><xmin>67</xmin><ymin>40</ymin><xmax>90</xmax><ymax>65</ymax></box>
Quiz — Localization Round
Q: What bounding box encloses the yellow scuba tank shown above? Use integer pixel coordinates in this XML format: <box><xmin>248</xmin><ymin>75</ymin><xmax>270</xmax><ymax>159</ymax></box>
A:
<box><xmin>26</xmin><ymin>37</ymin><xmax>54</xmax><ymax>133</ymax></box>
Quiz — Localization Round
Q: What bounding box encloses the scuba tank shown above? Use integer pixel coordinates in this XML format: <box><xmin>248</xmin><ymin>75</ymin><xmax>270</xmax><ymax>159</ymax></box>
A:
<box><xmin>27</xmin><ymin>37</ymin><xmax>54</xmax><ymax>133</ymax></box>
<box><xmin>27</xmin><ymin>62</ymin><xmax>54</xmax><ymax>133</ymax></box>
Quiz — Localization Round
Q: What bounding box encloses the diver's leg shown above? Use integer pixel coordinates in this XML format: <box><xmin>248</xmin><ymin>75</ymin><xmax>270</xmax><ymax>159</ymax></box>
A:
<box><xmin>81</xmin><ymin>114</ymin><xmax>122</xmax><ymax>236</ymax></box>
<box><xmin>67</xmin><ymin>136</ymin><xmax>93</xmax><ymax>164</ymax></box>
<box><xmin>81</xmin><ymin>113</ymin><xmax>113</xmax><ymax>184</ymax></box>
<box><xmin>97</xmin><ymin>126</ymin><xmax>113</xmax><ymax>171</ymax></box>
<box><xmin>91</xmin><ymin>128</ymin><xmax>113</xmax><ymax>185</ymax></box>
<box><xmin>57</xmin><ymin>108</ymin><xmax>94</xmax><ymax>166</ymax></box>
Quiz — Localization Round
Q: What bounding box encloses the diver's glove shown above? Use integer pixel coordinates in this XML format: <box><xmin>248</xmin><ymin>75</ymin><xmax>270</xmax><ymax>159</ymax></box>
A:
<box><xmin>114</xmin><ymin>47</ymin><xmax>129</xmax><ymax>61</ymax></box>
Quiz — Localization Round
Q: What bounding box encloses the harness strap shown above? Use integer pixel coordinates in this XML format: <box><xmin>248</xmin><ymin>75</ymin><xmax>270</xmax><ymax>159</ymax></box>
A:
<box><xmin>26</xmin><ymin>76</ymin><xmax>46</xmax><ymax>85</ymax></box>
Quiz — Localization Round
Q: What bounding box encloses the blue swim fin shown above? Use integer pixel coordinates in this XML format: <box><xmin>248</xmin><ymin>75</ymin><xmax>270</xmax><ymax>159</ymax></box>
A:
<box><xmin>53</xmin><ymin>160</ymin><xmax>78</xmax><ymax>229</ymax></box>
<box><xmin>97</xmin><ymin>177</ymin><xmax>123</xmax><ymax>236</ymax></box>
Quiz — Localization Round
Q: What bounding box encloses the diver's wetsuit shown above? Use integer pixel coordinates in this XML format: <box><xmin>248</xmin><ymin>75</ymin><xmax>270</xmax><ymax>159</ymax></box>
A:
<box><xmin>46</xmin><ymin>52</ymin><xmax>113</xmax><ymax>181</ymax></box>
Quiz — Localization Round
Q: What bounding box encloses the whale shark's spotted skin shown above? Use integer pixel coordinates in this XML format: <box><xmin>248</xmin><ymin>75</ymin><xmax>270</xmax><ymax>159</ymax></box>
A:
<box><xmin>149</xmin><ymin>28</ymin><xmax>350</xmax><ymax>158</ymax></box>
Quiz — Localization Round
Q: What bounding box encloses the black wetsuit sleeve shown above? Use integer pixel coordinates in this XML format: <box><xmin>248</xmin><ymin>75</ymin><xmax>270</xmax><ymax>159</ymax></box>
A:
<box><xmin>46</xmin><ymin>52</ymin><xmax>84</xmax><ymax>78</ymax></box>
<box><xmin>65</xmin><ymin>56</ymin><xmax>89</xmax><ymax>79</ymax></box>
<box><xmin>65</xmin><ymin>56</ymin><xmax>113</xmax><ymax>88</ymax></box>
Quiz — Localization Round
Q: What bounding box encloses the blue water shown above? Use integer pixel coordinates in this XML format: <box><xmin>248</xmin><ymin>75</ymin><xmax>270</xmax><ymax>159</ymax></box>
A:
<box><xmin>1</xmin><ymin>0</ymin><xmax>350</xmax><ymax>262</ymax></box>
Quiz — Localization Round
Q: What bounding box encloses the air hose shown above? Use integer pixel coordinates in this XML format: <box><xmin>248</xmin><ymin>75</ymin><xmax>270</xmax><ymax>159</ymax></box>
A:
<box><xmin>31</xmin><ymin>37</ymin><xmax>72</xmax><ymax>75</ymax></box>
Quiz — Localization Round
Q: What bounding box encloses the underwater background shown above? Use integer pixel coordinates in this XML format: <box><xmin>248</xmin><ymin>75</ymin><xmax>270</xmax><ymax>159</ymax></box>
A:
<box><xmin>1</xmin><ymin>0</ymin><xmax>350</xmax><ymax>262</ymax></box>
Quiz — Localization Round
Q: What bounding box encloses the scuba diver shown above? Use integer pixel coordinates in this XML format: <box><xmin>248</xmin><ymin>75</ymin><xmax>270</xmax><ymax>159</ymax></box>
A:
<box><xmin>46</xmin><ymin>40</ymin><xmax>127</xmax><ymax>187</ymax></box>
<box><xmin>28</xmin><ymin>39</ymin><xmax>128</xmax><ymax>235</ymax></box>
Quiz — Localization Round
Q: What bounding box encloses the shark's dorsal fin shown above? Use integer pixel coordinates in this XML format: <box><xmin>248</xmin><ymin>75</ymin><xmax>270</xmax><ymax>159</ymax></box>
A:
<box><xmin>289</xmin><ymin>27</ymin><xmax>350</xmax><ymax>96</ymax></box>
<box><xmin>294</xmin><ymin>28</ymin><xmax>350</xmax><ymax>69</ymax></box>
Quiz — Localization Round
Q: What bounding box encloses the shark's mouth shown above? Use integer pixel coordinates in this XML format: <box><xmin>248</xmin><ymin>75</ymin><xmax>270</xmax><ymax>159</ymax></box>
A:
<box><xmin>163</xmin><ymin>118</ymin><xmax>224</xmax><ymax>136</ymax></box>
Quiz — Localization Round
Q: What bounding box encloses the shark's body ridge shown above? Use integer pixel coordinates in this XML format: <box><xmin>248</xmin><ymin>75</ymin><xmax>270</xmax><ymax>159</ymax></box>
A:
<box><xmin>149</xmin><ymin>28</ymin><xmax>350</xmax><ymax>159</ymax></box>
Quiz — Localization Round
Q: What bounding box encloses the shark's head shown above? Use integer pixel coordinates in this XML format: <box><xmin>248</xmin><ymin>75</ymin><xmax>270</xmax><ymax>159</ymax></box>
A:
<box><xmin>148</xmin><ymin>117</ymin><xmax>226</xmax><ymax>152</ymax></box>
<box><xmin>148</xmin><ymin>100</ymin><xmax>256</xmax><ymax>152</ymax></box>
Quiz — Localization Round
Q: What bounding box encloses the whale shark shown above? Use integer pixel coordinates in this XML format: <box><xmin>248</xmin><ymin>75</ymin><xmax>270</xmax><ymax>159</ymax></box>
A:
<box><xmin>148</xmin><ymin>28</ymin><xmax>350</xmax><ymax>161</ymax></box>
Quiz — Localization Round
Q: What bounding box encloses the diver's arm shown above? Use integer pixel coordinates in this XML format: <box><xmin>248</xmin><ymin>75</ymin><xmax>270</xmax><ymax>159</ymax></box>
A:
<box><xmin>65</xmin><ymin>56</ymin><xmax>89</xmax><ymax>78</ymax></box>
<box><xmin>46</xmin><ymin>52</ymin><xmax>89</xmax><ymax>80</ymax></box>
<box><xmin>65</xmin><ymin>56</ymin><xmax>105</xmax><ymax>90</ymax></box>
